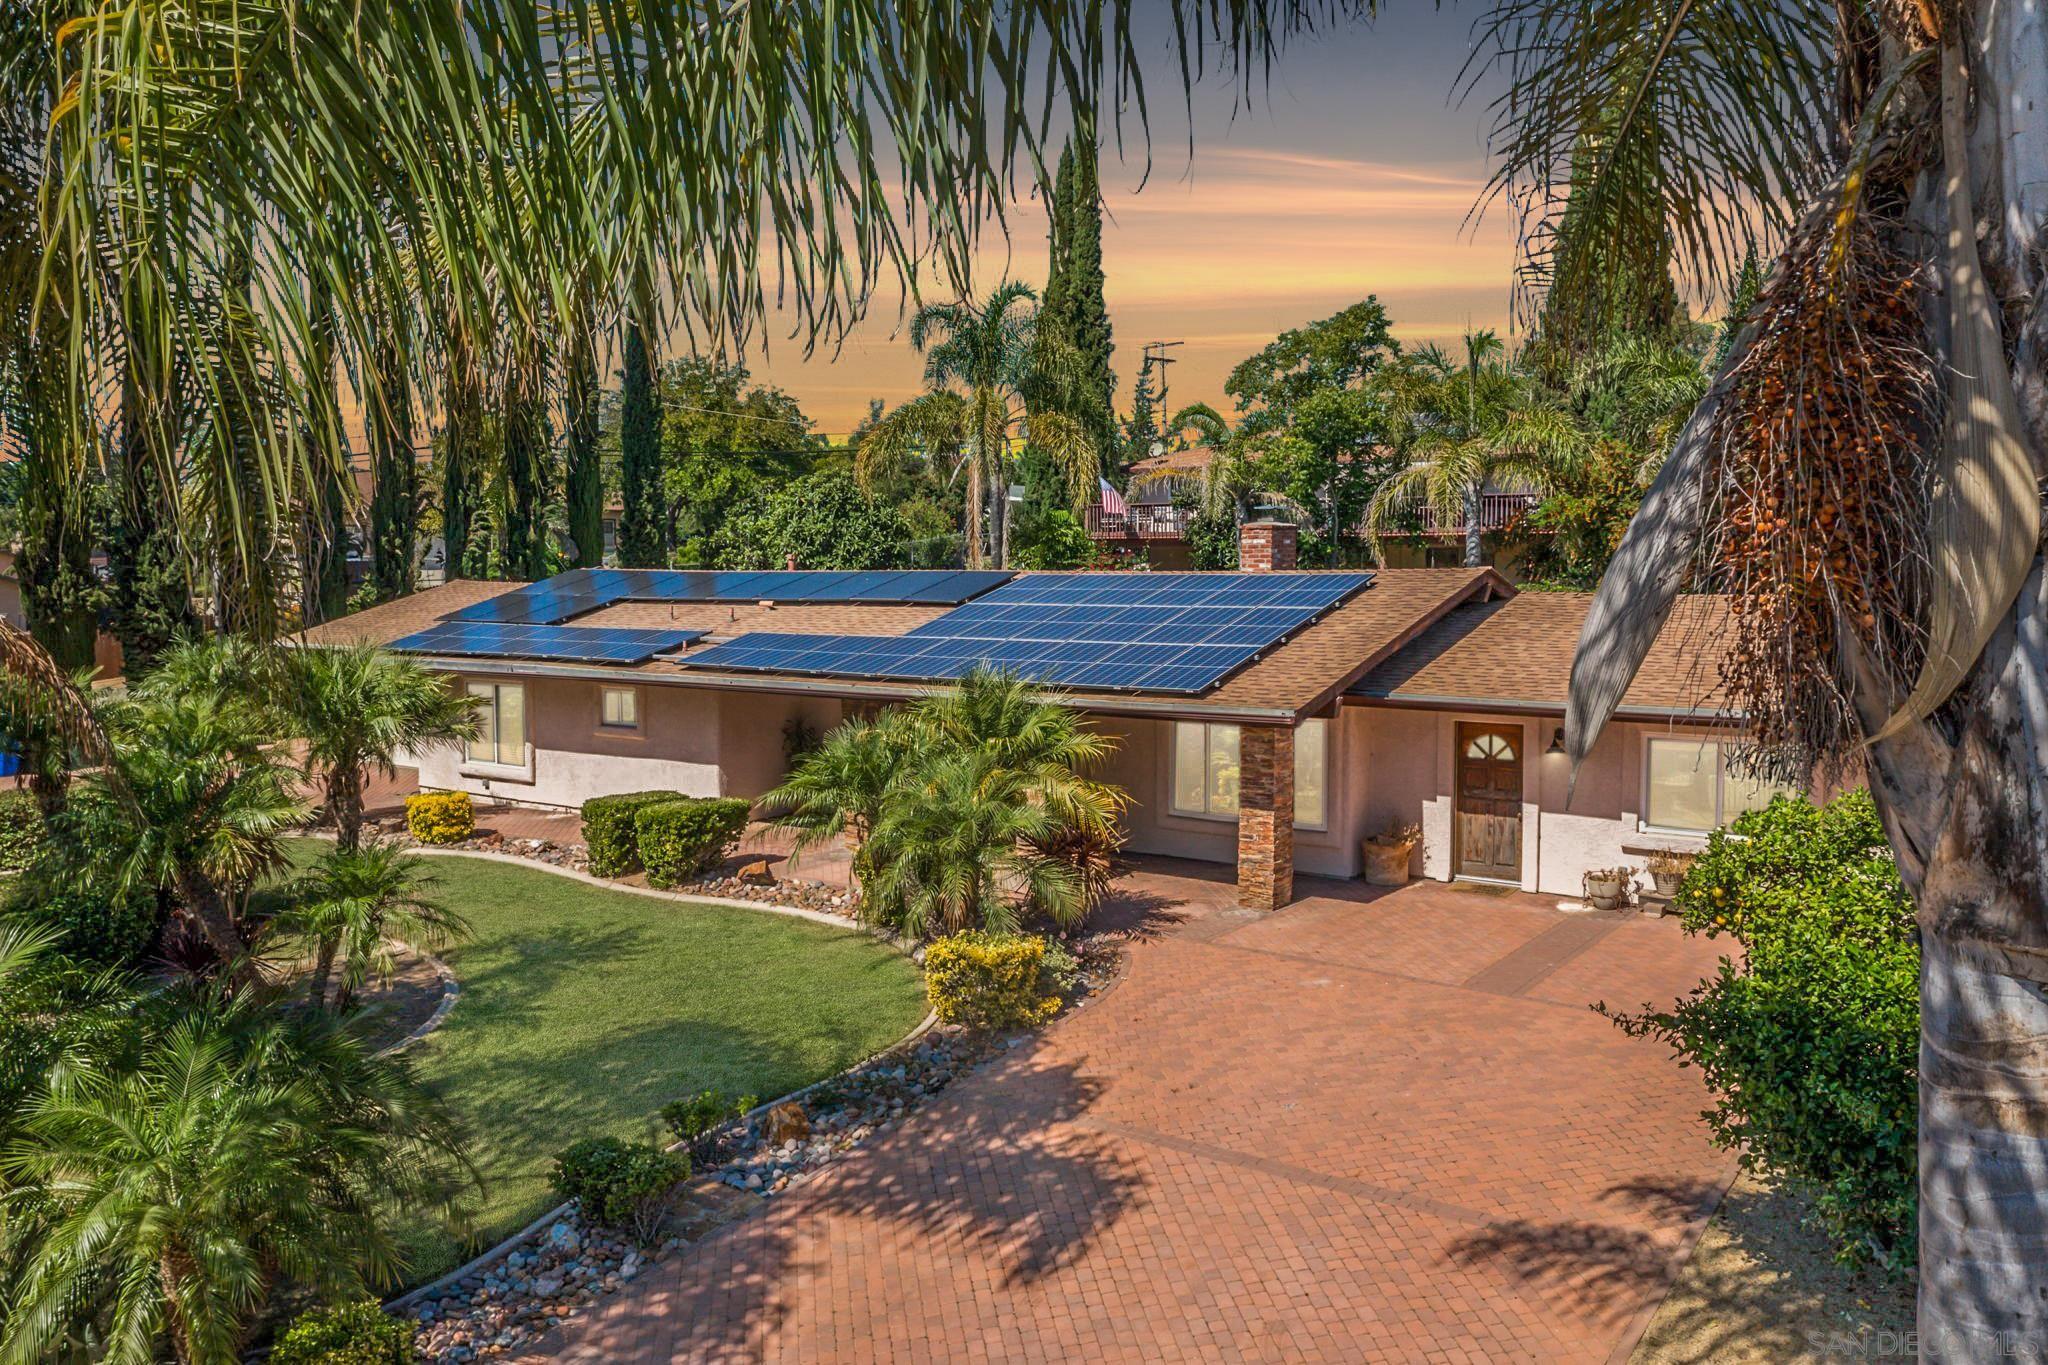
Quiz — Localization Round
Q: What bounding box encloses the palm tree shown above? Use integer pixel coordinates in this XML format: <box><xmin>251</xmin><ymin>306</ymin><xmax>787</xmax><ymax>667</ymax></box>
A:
<box><xmin>862</xmin><ymin>284</ymin><xmax>1099</xmax><ymax>568</ymax></box>
<box><xmin>1361</xmin><ymin>335</ymin><xmax>1589</xmax><ymax>567</ymax></box>
<box><xmin>286</xmin><ymin>842</ymin><xmax>469</xmax><ymax>1012</ymax></box>
<box><xmin>913</xmin><ymin>668</ymin><xmax>1125</xmax><ymax>850</ymax></box>
<box><xmin>6</xmin><ymin>4</ymin><xmax>1354</xmax><ymax>638</ymax></box>
<box><xmin>761</xmin><ymin>710</ymin><xmax>926</xmax><ymax>901</ymax></box>
<box><xmin>81</xmin><ymin>684</ymin><xmax>303</xmax><ymax>974</ymax></box>
<box><xmin>1</xmin><ymin>987</ymin><xmax>470</xmax><ymax>1364</ymax></box>
<box><xmin>861</xmin><ymin>745</ymin><xmax>1082</xmax><ymax>939</ymax></box>
<box><xmin>1473</xmin><ymin>0</ymin><xmax>2048</xmax><ymax>1345</ymax></box>
<box><xmin>1165</xmin><ymin>403</ymin><xmax>1231</xmax><ymax>452</ymax></box>
<box><xmin>280</xmin><ymin>645</ymin><xmax>480</xmax><ymax>852</ymax></box>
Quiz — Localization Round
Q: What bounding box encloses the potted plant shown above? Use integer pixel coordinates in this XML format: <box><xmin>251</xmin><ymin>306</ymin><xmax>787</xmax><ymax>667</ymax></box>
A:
<box><xmin>1645</xmin><ymin>850</ymin><xmax>1696</xmax><ymax>899</ymax></box>
<box><xmin>1362</xmin><ymin>823</ymin><xmax>1422</xmax><ymax>887</ymax></box>
<box><xmin>1582</xmin><ymin>866</ymin><xmax>1637</xmax><ymax>912</ymax></box>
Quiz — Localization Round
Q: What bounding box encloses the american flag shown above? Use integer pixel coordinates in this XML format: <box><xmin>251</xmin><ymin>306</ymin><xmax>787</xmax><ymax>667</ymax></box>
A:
<box><xmin>1098</xmin><ymin>477</ymin><xmax>1128</xmax><ymax>518</ymax></box>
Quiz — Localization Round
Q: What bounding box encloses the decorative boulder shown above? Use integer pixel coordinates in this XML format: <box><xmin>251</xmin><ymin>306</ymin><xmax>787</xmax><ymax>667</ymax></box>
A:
<box><xmin>761</xmin><ymin>1101</ymin><xmax>809</xmax><ymax>1146</ymax></box>
<box><xmin>737</xmin><ymin>859</ymin><xmax>775</xmax><ymax>886</ymax></box>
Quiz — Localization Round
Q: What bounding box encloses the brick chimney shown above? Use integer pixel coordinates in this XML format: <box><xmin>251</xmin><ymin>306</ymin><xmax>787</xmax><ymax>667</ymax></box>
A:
<box><xmin>1238</xmin><ymin>520</ymin><xmax>1298</xmax><ymax>573</ymax></box>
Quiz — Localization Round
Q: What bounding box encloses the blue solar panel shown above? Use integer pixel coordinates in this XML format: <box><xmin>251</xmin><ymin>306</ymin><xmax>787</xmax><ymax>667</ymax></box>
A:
<box><xmin>445</xmin><ymin>569</ymin><xmax>1014</xmax><ymax>625</ymax></box>
<box><xmin>389</xmin><ymin>622</ymin><xmax>705</xmax><ymax>664</ymax></box>
<box><xmin>675</xmin><ymin>571</ymin><xmax>1374</xmax><ymax>695</ymax></box>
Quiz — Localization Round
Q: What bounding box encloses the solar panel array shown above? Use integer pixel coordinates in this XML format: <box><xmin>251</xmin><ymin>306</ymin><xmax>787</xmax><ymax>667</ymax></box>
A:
<box><xmin>675</xmin><ymin>572</ymin><xmax>1374</xmax><ymax>695</ymax></box>
<box><xmin>447</xmin><ymin>568</ymin><xmax>1013</xmax><ymax>625</ymax></box>
<box><xmin>388</xmin><ymin>622</ymin><xmax>707</xmax><ymax>665</ymax></box>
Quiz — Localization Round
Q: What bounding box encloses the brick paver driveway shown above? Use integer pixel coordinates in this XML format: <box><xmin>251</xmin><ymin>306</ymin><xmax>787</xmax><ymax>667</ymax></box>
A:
<box><xmin>529</xmin><ymin>861</ymin><xmax>1735</xmax><ymax>1364</ymax></box>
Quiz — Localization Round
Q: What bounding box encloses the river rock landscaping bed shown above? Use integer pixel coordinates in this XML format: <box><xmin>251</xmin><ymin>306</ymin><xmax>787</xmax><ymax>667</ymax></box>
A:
<box><xmin>403</xmin><ymin>933</ymin><xmax>1123</xmax><ymax>1363</ymax></box>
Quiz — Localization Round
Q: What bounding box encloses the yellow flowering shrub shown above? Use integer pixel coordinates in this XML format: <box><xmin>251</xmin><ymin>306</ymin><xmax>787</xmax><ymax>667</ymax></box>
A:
<box><xmin>405</xmin><ymin>791</ymin><xmax>475</xmax><ymax>844</ymax></box>
<box><xmin>923</xmin><ymin>931</ymin><xmax>1062</xmax><ymax>1030</ymax></box>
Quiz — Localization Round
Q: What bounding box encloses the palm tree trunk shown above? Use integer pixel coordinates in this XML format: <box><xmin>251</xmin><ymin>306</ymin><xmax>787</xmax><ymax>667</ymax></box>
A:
<box><xmin>327</xmin><ymin>766</ymin><xmax>365</xmax><ymax>853</ymax></box>
<box><xmin>1462</xmin><ymin>481</ymin><xmax>1483</xmax><ymax>567</ymax></box>
<box><xmin>309</xmin><ymin>934</ymin><xmax>340</xmax><ymax>1008</ymax></box>
<box><xmin>173</xmin><ymin>867</ymin><xmax>251</xmax><ymax>978</ymax></box>
<box><xmin>1900</xmin><ymin>17</ymin><xmax>2048</xmax><ymax>1354</ymax></box>
<box><xmin>964</xmin><ymin>415</ymin><xmax>987</xmax><ymax>569</ymax></box>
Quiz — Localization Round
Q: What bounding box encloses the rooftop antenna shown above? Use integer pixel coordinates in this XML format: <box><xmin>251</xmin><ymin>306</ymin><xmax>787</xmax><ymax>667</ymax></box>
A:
<box><xmin>1142</xmin><ymin>340</ymin><xmax>1184</xmax><ymax>415</ymax></box>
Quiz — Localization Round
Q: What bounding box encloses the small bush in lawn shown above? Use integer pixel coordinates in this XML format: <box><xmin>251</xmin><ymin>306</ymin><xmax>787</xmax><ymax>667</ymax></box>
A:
<box><xmin>923</xmin><ymin>930</ymin><xmax>1063</xmax><ymax>1030</ymax></box>
<box><xmin>1605</xmin><ymin>789</ymin><xmax>1917</xmax><ymax>1271</ymax></box>
<box><xmin>661</xmin><ymin>1088</ymin><xmax>758</xmax><ymax>1160</ymax></box>
<box><xmin>270</xmin><ymin>1300</ymin><xmax>413</xmax><ymax>1364</ymax></box>
<box><xmin>635</xmin><ymin>797</ymin><xmax>751</xmax><ymax>888</ymax></box>
<box><xmin>581</xmin><ymin>790</ymin><xmax>684</xmax><ymax>877</ymax></box>
<box><xmin>0</xmin><ymin>789</ymin><xmax>44</xmax><ymax>873</ymax></box>
<box><xmin>550</xmin><ymin>1137</ymin><xmax>688</xmax><ymax>1244</ymax></box>
<box><xmin>405</xmin><ymin>791</ymin><xmax>474</xmax><ymax>844</ymax></box>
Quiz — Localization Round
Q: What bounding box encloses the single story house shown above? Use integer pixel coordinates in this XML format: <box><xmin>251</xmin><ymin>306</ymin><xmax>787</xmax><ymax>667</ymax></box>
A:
<box><xmin>304</xmin><ymin>522</ymin><xmax>1787</xmax><ymax>909</ymax></box>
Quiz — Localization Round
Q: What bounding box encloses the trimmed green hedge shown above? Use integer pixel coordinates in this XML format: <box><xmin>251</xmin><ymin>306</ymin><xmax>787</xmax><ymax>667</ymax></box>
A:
<box><xmin>550</xmin><ymin>1136</ymin><xmax>687</xmax><ymax>1243</ymax></box>
<box><xmin>582</xmin><ymin>790</ymin><xmax>684</xmax><ymax>877</ymax></box>
<box><xmin>0</xmin><ymin>789</ymin><xmax>43</xmax><ymax>873</ymax></box>
<box><xmin>635</xmin><ymin>797</ymin><xmax>751</xmax><ymax>888</ymax></box>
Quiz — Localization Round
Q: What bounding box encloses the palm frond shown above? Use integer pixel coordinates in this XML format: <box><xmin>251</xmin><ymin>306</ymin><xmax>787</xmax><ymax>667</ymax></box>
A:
<box><xmin>1466</xmin><ymin>0</ymin><xmax>1834</xmax><ymax>340</ymax></box>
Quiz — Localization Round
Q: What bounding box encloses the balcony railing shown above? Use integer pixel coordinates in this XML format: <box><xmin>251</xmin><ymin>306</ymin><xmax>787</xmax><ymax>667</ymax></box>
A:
<box><xmin>1407</xmin><ymin>492</ymin><xmax>1542</xmax><ymax>537</ymax></box>
<box><xmin>1083</xmin><ymin>491</ymin><xmax>1543</xmax><ymax>542</ymax></box>
<box><xmin>1083</xmin><ymin>503</ymin><xmax>1197</xmax><ymax>539</ymax></box>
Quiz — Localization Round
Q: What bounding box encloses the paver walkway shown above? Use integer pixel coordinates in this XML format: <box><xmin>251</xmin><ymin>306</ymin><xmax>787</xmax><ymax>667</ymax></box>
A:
<box><xmin>517</xmin><ymin>860</ymin><xmax>1735</xmax><ymax>1363</ymax></box>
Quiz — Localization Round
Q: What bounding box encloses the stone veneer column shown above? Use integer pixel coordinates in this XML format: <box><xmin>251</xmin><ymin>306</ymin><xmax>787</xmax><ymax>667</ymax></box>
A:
<box><xmin>1237</xmin><ymin>723</ymin><xmax>1295</xmax><ymax>910</ymax></box>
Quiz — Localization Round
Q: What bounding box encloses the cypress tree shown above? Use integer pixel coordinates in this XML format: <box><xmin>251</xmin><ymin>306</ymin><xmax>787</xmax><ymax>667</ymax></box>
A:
<box><xmin>564</xmin><ymin>327</ymin><xmax>604</xmax><ymax>568</ymax></box>
<box><xmin>6</xmin><ymin>332</ymin><xmax>99</xmax><ymax>669</ymax></box>
<box><xmin>107</xmin><ymin>331</ymin><xmax>198</xmax><ymax>675</ymax></box>
<box><xmin>1031</xmin><ymin>135</ymin><xmax>1116</xmax><ymax>454</ymax></box>
<box><xmin>501</xmin><ymin>335</ymin><xmax>554</xmax><ymax>582</ymax></box>
<box><xmin>616</xmin><ymin>319</ymin><xmax>663</xmax><ymax>567</ymax></box>
<box><xmin>439</xmin><ymin>334</ymin><xmax>481</xmax><ymax>583</ymax></box>
<box><xmin>367</xmin><ymin>321</ymin><xmax>419</xmax><ymax>601</ymax></box>
<box><xmin>302</xmin><ymin>274</ymin><xmax>351</xmax><ymax>624</ymax></box>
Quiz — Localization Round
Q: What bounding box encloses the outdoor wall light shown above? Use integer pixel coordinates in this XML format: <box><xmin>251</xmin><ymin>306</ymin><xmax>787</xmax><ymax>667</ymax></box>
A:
<box><xmin>1546</xmin><ymin>727</ymin><xmax>1566</xmax><ymax>756</ymax></box>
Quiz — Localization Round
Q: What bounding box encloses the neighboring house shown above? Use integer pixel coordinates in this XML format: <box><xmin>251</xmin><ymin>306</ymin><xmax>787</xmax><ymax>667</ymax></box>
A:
<box><xmin>303</xmin><ymin>523</ymin><xmax>1786</xmax><ymax>909</ymax></box>
<box><xmin>1086</xmin><ymin>445</ymin><xmax>1543</xmax><ymax>576</ymax></box>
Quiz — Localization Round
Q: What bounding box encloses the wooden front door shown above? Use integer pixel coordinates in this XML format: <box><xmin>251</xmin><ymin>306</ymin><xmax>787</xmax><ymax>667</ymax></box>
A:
<box><xmin>1455</xmin><ymin>723</ymin><xmax>1524</xmax><ymax>881</ymax></box>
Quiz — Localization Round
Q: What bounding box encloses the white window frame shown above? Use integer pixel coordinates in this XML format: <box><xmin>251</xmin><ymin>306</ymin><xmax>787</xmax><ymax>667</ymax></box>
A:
<box><xmin>1638</xmin><ymin>734</ymin><xmax>1789</xmax><ymax>835</ymax></box>
<box><xmin>599</xmin><ymin>685</ymin><xmax>639</xmax><ymax>731</ymax></box>
<box><xmin>462</xmin><ymin>680</ymin><xmax>530</xmax><ymax>776</ymax></box>
<box><xmin>1168</xmin><ymin>718</ymin><xmax>1328</xmax><ymax>832</ymax></box>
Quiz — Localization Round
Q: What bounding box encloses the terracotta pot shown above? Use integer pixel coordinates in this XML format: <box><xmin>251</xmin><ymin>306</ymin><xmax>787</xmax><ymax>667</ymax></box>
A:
<box><xmin>1362</xmin><ymin>839</ymin><xmax>1417</xmax><ymax>886</ymax></box>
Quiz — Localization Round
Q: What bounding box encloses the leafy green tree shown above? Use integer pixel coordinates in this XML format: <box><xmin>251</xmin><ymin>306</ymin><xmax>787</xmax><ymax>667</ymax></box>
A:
<box><xmin>712</xmin><ymin>473</ymin><xmax>913</xmax><ymax>571</ymax></box>
<box><xmin>1121</xmin><ymin>353</ymin><xmax>1160</xmax><ymax>462</ymax></box>
<box><xmin>1224</xmin><ymin>298</ymin><xmax>1398</xmax><ymax>438</ymax></box>
<box><xmin>285</xmin><ymin>842</ymin><xmax>468</xmax><ymax>1011</ymax></box>
<box><xmin>1</xmin><ymin>985</ymin><xmax>471</xmax><ymax>1364</ymax></box>
<box><xmin>657</xmin><ymin>357</ymin><xmax>821</xmax><ymax>566</ymax></box>
<box><xmin>615</xmin><ymin>321</ymin><xmax>664</xmax><ymax>568</ymax></box>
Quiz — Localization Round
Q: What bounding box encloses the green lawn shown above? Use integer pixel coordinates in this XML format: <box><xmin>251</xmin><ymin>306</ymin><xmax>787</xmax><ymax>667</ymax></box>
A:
<box><xmin>290</xmin><ymin>844</ymin><xmax>928</xmax><ymax>1284</ymax></box>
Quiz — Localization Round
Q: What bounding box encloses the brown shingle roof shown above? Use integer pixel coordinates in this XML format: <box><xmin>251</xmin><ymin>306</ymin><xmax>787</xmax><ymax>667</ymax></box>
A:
<box><xmin>298</xmin><ymin>579</ymin><xmax>529</xmax><ymax>647</ymax></box>
<box><xmin>573</xmin><ymin>600</ymin><xmax>952</xmax><ymax>640</ymax></box>
<box><xmin>1348</xmin><ymin>590</ymin><xmax>1732</xmax><ymax>717</ymax></box>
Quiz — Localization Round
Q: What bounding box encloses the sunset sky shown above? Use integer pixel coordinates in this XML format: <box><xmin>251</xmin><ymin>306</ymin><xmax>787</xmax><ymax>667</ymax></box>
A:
<box><xmin>732</xmin><ymin>7</ymin><xmax>1521</xmax><ymax>437</ymax></box>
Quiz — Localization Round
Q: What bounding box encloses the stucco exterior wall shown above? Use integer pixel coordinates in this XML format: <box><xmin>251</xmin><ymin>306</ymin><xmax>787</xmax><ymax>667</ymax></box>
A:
<box><xmin>412</xmin><ymin>672</ymin><xmax>839</xmax><ymax>810</ymax></box>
